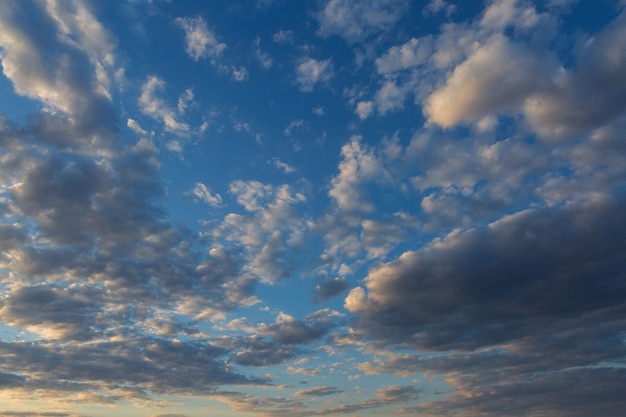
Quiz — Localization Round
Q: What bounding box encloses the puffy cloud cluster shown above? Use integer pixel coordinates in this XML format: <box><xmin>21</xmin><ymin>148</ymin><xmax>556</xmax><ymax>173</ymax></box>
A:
<box><xmin>0</xmin><ymin>0</ymin><xmax>267</xmax><ymax>406</ymax></box>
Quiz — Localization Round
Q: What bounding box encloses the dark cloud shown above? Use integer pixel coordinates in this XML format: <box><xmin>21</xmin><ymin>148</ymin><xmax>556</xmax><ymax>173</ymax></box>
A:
<box><xmin>224</xmin><ymin>336</ymin><xmax>301</xmax><ymax>367</ymax></box>
<box><xmin>258</xmin><ymin>310</ymin><xmax>339</xmax><ymax>345</ymax></box>
<box><xmin>345</xmin><ymin>196</ymin><xmax>626</xmax><ymax>416</ymax></box>
<box><xmin>401</xmin><ymin>367</ymin><xmax>626</xmax><ymax>417</ymax></box>
<box><xmin>293</xmin><ymin>386</ymin><xmax>342</xmax><ymax>397</ymax></box>
<box><xmin>312</xmin><ymin>277</ymin><xmax>349</xmax><ymax>302</ymax></box>
<box><xmin>347</xmin><ymin>196</ymin><xmax>626</xmax><ymax>351</ymax></box>
<box><xmin>314</xmin><ymin>385</ymin><xmax>419</xmax><ymax>415</ymax></box>
<box><xmin>0</xmin><ymin>336</ymin><xmax>265</xmax><ymax>401</ymax></box>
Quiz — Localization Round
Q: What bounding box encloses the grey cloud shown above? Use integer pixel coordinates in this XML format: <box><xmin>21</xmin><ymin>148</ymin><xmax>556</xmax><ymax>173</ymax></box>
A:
<box><xmin>0</xmin><ymin>1</ymin><xmax>117</xmax><ymax>153</ymax></box>
<box><xmin>404</xmin><ymin>367</ymin><xmax>626</xmax><ymax>417</ymax></box>
<box><xmin>346</xmin><ymin>197</ymin><xmax>626</xmax><ymax>351</ymax></box>
<box><xmin>0</xmin><ymin>284</ymin><xmax>104</xmax><ymax>341</ymax></box>
<box><xmin>0</xmin><ymin>336</ymin><xmax>265</xmax><ymax>400</ymax></box>
<box><xmin>423</xmin><ymin>5</ymin><xmax>626</xmax><ymax>138</ymax></box>
<box><xmin>294</xmin><ymin>386</ymin><xmax>342</xmax><ymax>397</ymax></box>
<box><xmin>312</xmin><ymin>277</ymin><xmax>349</xmax><ymax>303</ymax></box>
<box><xmin>314</xmin><ymin>384</ymin><xmax>418</xmax><ymax>415</ymax></box>
<box><xmin>224</xmin><ymin>336</ymin><xmax>301</xmax><ymax>367</ymax></box>
<box><xmin>216</xmin><ymin>391</ymin><xmax>306</xmax><ymax>417</ymax></box>
<box><xmin>0</xmin><ymin>0</ymin><xmax>271</xmax><ymax>406</ymax></box>
<box><xmin>258</xmin><ymin>310</ymin><xmax>339</xmax><ymax>345</ymax></box>
<box><xmin>524</xmin><ymin>10</ymin><xmax>626</xmax><ymax>137</ymax></box>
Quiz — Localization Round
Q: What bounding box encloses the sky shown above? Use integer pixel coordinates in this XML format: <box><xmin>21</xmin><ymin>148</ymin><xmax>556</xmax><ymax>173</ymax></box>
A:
<box><xmin>0</xmin><ymin>0</ymin><xmax>625</xmax><ymax>416</ymax></box>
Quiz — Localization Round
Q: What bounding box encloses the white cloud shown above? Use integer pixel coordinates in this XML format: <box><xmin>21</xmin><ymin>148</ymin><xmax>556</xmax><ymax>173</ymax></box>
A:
<box><xmin>328</xmin><ymin>136</ymin><xmax>383</xmax><ymax>213</ymax></box>
<box><xmin>272</xmin><ymin>29</ymin><xmax>294</xmax><ymax>44</ymax></box>
<box><xmin>190</xmin><ymin>182</ymin><xmax>223</xmax><ymax>207</ymax></box>
<box><xmin>423</xmin><ymin>0</ymin><xmax>457</xmax><ymax>17</ymax></box>
<box><xmin>480</xmin><ymin>0</ymin><xmax>543</xmax><ymax>31</ymax></box>
<box><xmin>231</xmin><ymin>65</ymin><xmax>249</xmax><ymax>82</ymax></box>
<box><xmin>355</xmin><ymin>101</ymin><xmax>373</xmax><ymax>120</ymax></box>
<box><xmin>177</xmin><ymin>88</ymin><xmax>194</xmax><ymax>114</ymax></box>
<box><xmin>284</xmin><ymin>119</ymin><xmax>309</xmax><ymax>136</ymax></box>
<box><xmin>375</xmin><ymin>80</ymin><xmax>409</xmax><ymax>114</ymax></box>
<box><xmin>139</xmin><ymin>76</ymin><xmax>190</xmax><ymax>134</ymax></box>
<box><xmin>253</xmin><ymin>37</ymin><xmax>273</xmax><ymax>69</ymax></box>
<box><xmin>296</xmin><ymin>58</ymin><xmax>333</xmax><ymax>92</ymax></box>
<box><xmin>316</xmin><ymin>0</ymin><xmax>409</xmax><ymax>42</ymax></box>
<box><xmin>424</xmin><ymin>35</ymin><xmax>554</xmax><ymax>128</ymax></box>
<box><xmin>166</xmin><ymin>140</ymin><xmax>183</xmax><ymax>153</ymax></box>
<box><xmin>175</xmin><ymin>16</ymin><xmax>226</xmax><ymax>62</ymax></box>
<box><xmin>217</xmin><ymin>181</ymin><xmax>309</xmax><ymax>283</ymax></box>
<box><xmin>312</xmin><ymin>106</ymin><xmax>325</xmax><ymax>116</ymax></box>
<box><xmin>272</xmin><ymin>158</ymin><xmax>296</xmax><ymax>174</ymax></box>
<box><xmin>375</xmin><ymin>38</ymin><xmax>432</xmax><ymax>74</ymax></box>
<box><xmin>127</xmin><ymin>118</ymin><xmax>149</xmax><ymax>137</ymax></box>
<box><xmin>233</xmin><ymin>121</ymin><xmax>251</xmax><ymax>132</ymax></box>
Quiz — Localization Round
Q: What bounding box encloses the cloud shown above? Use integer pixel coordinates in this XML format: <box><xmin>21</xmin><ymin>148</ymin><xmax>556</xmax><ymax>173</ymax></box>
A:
<box><xmin>253</xmin><ymin>37</ymin><xmax>273</xmax><ymax>69</ymax></box>
<box><xmin>257</xmin><ymin>310</ymin><xmax>339</xmax><ymax>345</ymax></box>
<box><xmin>312</xmin><ymin>278</ymin><xmax>349</xmax><ymax>302</ymax></box>
<box><xmin>295</xmin><ymin>58</ymin><xmax>333</xmax><ymax>92</ymax></box>
<box><xmin>375</xmin><ymin>37</ymin><xmax>432</xmax><ymax>74</ymax></box>
<box><xmin>294</xmin><ymin>386</ymin><xmax>342</xmax><ymax>397</ymax></box>
<box><xmin>271</xmin><ymin>158</ymin><xmax>296</xmax><ymax>174</ymax></box>
<box><xmin>316</xmin><ymin>0</ymin><xmax>409</xmax><ymax>42</ymax></box>
<box><xmin>272</xmin><ymin>29</ymin><xmax>294</xmax><ymax>44</ymax></box>
<box><xmin>328</xmin><ymin>136</ymin><xmax>383</xmax><ymax>213</ymax></box>
<box><xmin>345</xmin><ymin>196</ymin><xmax>626</xmax><ymax>351</ymax></box>
<box><xmin>224</xmin><ymin>336</ymin><xmax>301</xmax><ymax>367</ymax></box>
<box><xmin>421</xmin><ymin>4</ymin><xmax>626</xmax><ymax>138</ymax></box>
<box><xmin>284</xmin><ymin>119</ymin><xmax>310</xmax><ymax>136</ymax></box>
<box><xmin>355</xmin><ymin>101</ymin><xmax>373</xmax><ymax>120</ymax></box>
<box><xmin>212</xmin><ymin>181</ymin><xmax>309</xmax><ymax>283</ymax></box>
<box><xmin>175</xmin><ymin>16</ymin><xmax>226</xmax><ymax>62</ymax></box>
<box><xmin>0</xmin><ymin>1</ymin><xmax>270</xmax><ymax>405</ymax></box>
<box><xmin>423</xmin><ymin>0</ymin><xmax>457</xmax><ymax>17</ymax></box>
<box><xmin>190</xmin><ymin>182</ymin><xmax>223</xmax><ymax>207</ymax></box>
<box><xmin>127</xmin><ymin>118</ymin><xmax>150</xmax><ymax>136</ymax></box>
<box><xmin>0</xmin><ymin>0</ymin><xmax>117</xmax><ymax>153</ymax></box>
<box><xmin>424</xmin><ymin>34</ymin><xmax>555</xmax><ymax>128</ymax></box>
<box><xmin>139</xmin><ymin>76</ymin><xmax>190</xmax><ymax>134</ymax></box>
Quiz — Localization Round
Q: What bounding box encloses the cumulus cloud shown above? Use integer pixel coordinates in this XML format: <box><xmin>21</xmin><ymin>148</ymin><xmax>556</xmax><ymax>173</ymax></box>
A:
<box><xmin>316</xmin><ymin>0</ymin><xmax>409</xmax><ymax>42</ymax></box>
<box><xmin>346</xmin><ymin>197</ymin><xmax>626</xmax><ymax>350</ymax></box>
<box><xmin>0</xmin><ymin>1</ymin><xmax>268</xmax><ymax>405</ymax></box>
<box><xmin>257</xmin><ymin>310</ymin><xmax>339</xmax><ymax>345</ymax></box>
<box><xmin>376</xmin><ymin>37</ymin><xmax>432</xmax><ymax>74</ymax></box>
<box><xmin>312</xmin><ymin>277</ymin><xmax>349</xmax><ymax>302</ymax></box>
<box><xmin>424</xmin><ymin>34</ymin><xmax>554</xmax><ymax>128</ymax></box>
<box><xmin>253</xmin><ymin>37</ymin><xmax>273</xmax><ymax>69</ymax></box>
<box><xmin>212</xmin><ymin>180</ymin><xmax>309</xmax><ymax>283</ymax></box>
<box><xmin>175</xmin><ymin>16</ymin><xmax>226</xmax><ymax>62</ymax></box>
<box><xmin>189</xmin><ymin>182</ymin><xmax>223</xmax><ymax>207</ymax></box>
<box><xmin>0</xmin><ymin>0</ymin><xmax>117</xmax><ymax>153</ymax></box>
<box><xmin>139</xmin><ymin>76</ymin><xmax>190</xmax><ymax>134</ymax></box>
<box><xmin>272</xmin><ymin>29</ymin><xmax>294</xmax><ymax>44</ymax></box>
<box><xmin>294</xmin><ymin>386</ymin><xmax>342</xmax><ymax>397</ymax></box>
<box><xmin>422</xmin><ymin>3</ymin><xmax>626</xmax><ymax>138</ymax></box>
<box><xmin>328</xmin><ymin>136</ymin><xmax>383</xmax><ymax>213</ymax></box>
<box><xmin>295</xmin><ymin>58</ymin><xmax>333</xmax><ymax>92</ymax></box>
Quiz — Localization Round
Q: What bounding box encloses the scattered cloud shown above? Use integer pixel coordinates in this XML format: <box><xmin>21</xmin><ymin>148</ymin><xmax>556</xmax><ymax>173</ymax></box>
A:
<box><xmin>175</xmin><ymin>16</ymin><xmax>226</xmax><ymax>62</ymax></box>
<box><xmin>295</xmin><ymin>58</ymin><xmax>333</xmax><ymax>92</ymax></box>
<box><xmin>189</xmin><ymin>182</ymin><xmax>223</xmax><ymax>207</ymax></box>
<box><xmin>139</xmin><ymin>76</ymin><xmax>190</xmax><ymax>134</ymax></box>
<box><xmin>316</xmin><ymin>0</ymin><xmax>410</xmax><ymax>42</ymax></box>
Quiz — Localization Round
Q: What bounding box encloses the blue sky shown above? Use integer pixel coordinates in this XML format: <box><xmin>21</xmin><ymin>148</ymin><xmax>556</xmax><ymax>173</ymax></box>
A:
<box><xmin>0</xmin><ymin>0</ymin><xmax>625</xmax><ymax>416</ymax></box>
